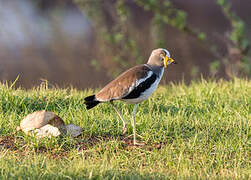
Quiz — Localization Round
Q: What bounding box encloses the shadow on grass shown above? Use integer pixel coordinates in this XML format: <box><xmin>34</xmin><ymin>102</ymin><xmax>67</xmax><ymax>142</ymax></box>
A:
<box><xmin>0</xmin><ymin>138</ymin><xmax>167</xmax><ymax>179</ymax></box>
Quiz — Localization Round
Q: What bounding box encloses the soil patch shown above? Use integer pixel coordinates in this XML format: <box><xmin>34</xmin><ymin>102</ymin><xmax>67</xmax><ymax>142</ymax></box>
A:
<box><xmin>0</xmin><ymin>135</ymin><xmax>167</xmax><ymax>159</ymax></box>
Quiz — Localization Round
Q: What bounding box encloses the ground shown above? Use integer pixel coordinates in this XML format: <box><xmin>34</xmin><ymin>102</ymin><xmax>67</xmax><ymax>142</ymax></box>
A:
<box><xmin>0</xmin><ymin>78</ymin><xmax>250</xmax><ymax>179</ymax></box>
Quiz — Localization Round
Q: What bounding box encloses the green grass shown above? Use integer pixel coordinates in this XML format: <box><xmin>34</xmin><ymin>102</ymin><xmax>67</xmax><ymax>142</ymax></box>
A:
<box><xmin>0</xmin><ymin>78</ymin><xmax>250</xmax><ymax>179</ymax></box>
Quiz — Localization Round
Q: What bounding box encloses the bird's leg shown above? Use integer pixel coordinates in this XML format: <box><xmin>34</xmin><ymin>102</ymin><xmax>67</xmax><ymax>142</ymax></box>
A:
<box><xmin>110</xmin><ymin>101</ymin><xmax>127</xmax><ymax>134</ymax></box>
<box><xmin>131</xmin><ymin>104</ymin><xmax>138</xmax><ymax>145</ymax></box>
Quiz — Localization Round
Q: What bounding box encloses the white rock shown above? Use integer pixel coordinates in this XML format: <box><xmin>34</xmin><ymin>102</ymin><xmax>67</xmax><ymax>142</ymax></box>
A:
<box><xmin>34</xmin><ymin>124</ymin><xmax>61</xmax><ymax>138</ymax></box>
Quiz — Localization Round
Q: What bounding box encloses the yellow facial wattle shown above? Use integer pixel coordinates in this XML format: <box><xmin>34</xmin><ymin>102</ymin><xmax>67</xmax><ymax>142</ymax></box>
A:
<box><xmin>164</xmin><ymin>56</ymin><xmax>168</xmax><ymax>68</ymax></box>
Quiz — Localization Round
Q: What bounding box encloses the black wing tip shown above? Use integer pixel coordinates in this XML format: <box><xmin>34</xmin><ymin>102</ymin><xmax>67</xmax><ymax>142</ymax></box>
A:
<box><xmin>84</xmin><ymin>95</ymin><xmax>96</xmax><ymax>102</ymax></box>
<box><xmin>84</xmin><ymin>95</ymin><xmax>100</xmax><ymax>110</ymax></box>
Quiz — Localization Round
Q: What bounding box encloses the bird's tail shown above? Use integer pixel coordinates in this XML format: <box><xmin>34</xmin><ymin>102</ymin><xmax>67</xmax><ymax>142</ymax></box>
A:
<box><xmin>84</xmin><ymin>95</ymin><xmax>100</xmax><ymax>110</ymax></box>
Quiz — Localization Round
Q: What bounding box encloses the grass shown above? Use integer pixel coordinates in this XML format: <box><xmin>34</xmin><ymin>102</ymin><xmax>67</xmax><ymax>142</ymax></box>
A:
<box><xmin>0</xmin><ymin>78</ymin><xmax>250</xmax><ymax>179</ymax></box>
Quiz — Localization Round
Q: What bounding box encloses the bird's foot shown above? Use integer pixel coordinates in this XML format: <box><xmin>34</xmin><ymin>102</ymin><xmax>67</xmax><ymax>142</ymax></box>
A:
<box><xmin>133</xmin><ymin>141</ymin><xmax>146</xmax><ymax>146</ymax></box>
<box><xmin>126</xmin><ymin>133</ymin><xmax>144</xmax><ymax>139</ymax></box>
<box><xmin>124</xmin><ymin>134</ymin><xmax>145</xmax><ymax>146</ymax></box>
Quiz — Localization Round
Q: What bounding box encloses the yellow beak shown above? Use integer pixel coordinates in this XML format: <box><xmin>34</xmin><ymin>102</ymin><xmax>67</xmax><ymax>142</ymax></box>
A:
<box><xmin>164</xmin><ymin>56</ymin><xmax>175</xmax><ymax>68</ymax></box>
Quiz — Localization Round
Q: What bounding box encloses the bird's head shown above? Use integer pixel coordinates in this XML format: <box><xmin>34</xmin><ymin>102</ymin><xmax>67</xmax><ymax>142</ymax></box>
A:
<box><xmin>147</xmin><ymin>48</ymin><xmax>177</xmax><ymax>68</ymax></box>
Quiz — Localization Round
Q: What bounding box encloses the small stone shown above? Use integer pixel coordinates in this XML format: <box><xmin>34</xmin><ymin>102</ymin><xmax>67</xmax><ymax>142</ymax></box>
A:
<box><xmin>64</xmin><ymin>124</ymin><xmax>82</xmax><ymax>137</ymax></box>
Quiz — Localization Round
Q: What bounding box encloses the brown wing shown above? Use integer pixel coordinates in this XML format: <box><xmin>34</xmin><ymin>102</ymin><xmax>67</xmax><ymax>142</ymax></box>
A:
<box><xmin>96</xmin><ymin>65</ymin><xmax>151</xmax><ymax>101</ymax></box>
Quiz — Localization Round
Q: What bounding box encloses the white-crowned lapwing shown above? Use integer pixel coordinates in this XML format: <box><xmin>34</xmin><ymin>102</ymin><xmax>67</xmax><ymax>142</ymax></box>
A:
<box><xmin>84</xmin><ymin>48</ymin><xmax>176</xmax><ymax>145</ymax></box>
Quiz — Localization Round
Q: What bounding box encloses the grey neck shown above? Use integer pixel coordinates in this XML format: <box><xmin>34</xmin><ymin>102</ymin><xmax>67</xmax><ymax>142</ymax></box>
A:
<box><xmin>145</xmin><ymin>64</ymin><xmax>164</xmax><ymax>77</ymax></box>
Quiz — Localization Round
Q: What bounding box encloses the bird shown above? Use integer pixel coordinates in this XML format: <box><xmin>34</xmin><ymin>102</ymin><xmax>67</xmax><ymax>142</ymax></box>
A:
<box><xmin>84</xmin><ymin>48</ymin><xmax>176</xmax><ymax>145</ymax></box>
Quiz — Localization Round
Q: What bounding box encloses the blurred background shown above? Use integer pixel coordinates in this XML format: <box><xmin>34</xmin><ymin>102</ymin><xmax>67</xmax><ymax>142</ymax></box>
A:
<box><xmin>0</xmin><ymin>0</ymin><xmax>250</xmax><ymax>89</ymax></box>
